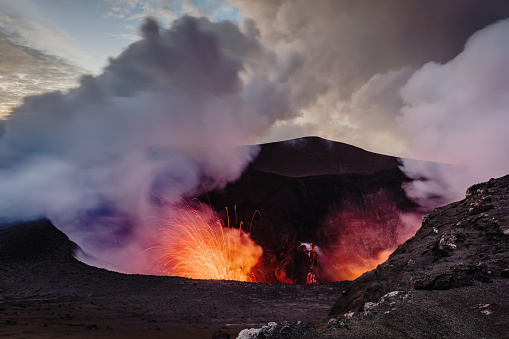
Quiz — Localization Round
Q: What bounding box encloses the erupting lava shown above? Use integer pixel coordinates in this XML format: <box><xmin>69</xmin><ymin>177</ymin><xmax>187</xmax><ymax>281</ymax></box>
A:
<box><xmin>157</xmin><ymin>204</ymin><xmax>263</xmax><ymax>282</ymax></box>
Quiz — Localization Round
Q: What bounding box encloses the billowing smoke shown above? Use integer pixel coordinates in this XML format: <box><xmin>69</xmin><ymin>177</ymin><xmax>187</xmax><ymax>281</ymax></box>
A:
<box><xmin>0</xmin><ymin>17</ymin><xmax>292</xmax><ymax>272</ymax></box>
<box><xmin>232</xmin><ymin>0</ymin><xmax>509</xmax><ymax>152</ymax></box>
<box><xmin>231</xmin><ymin>1</ymin><xmax>509</xmax><ymax>259</ymax></box>
<box><xmin>3</xmin><ymin>2</ymin><xmax>509</xmax><ymax>279</ymax></box>
<box><xmin>397</xmin><ymin>19</ymin><xmax>509</xmax><ymax>206</ymax></box>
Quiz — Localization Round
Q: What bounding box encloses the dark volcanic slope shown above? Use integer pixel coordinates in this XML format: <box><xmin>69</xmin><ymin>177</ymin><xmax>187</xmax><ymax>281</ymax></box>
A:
<box><xmin>330</xmin><ymin>175</ymin><xmax>509</xmax><ymax>315</ymax></box>
<box><xmin>0</xmin><ymin>219</ymin><xmax>345</xmax><ymax>339</ymax></box>
<box><xmin>236</xmin><ymin>176</ymin><xmax>509</xmax><ymax>339</ymax></box>
<box><xmin>249</xmin><ymin>136</ymin><xmax>400</xmax><ymax>177</ymax></box>
<box><xmin>0</xmin><ymin>220</ymin><xmax>76</xmax><ymax>263</ymax></box>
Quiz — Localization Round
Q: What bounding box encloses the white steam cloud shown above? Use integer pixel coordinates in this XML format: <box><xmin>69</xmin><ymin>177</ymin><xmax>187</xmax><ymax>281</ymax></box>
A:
<box><xmin>398</xmin><ymin>19</ymin><xmax>509</xmax><ymax>206</ymax></box>
<box><xmin>233</xmin><ymin>0</ymin><xmax>509</xmax><ymax>152</ymax></box>
<box><xmin>0</xmin><ymin>17</ymin><xmax>292</xmax><ymax>272</ymax></box>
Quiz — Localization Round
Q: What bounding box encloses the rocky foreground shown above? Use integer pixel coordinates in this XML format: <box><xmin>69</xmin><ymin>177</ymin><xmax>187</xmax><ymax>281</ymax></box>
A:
<box><xmin>239</xmin><ymin>175</ymin><xmax>509</xmax><ymax>338</ymax></box>
<box><xmin>2</xmin><ymin>175</ymin><xmax>509</xmax><ymax>338</ymax></box>
<box><xmin>0</xmin><ymin>219</ymin><xmax>346</xmax><ymax>338</ymax></box>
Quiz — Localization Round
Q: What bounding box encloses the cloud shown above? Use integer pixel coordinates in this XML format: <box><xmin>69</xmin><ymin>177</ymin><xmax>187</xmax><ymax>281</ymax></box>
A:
<box><xmin>0</xmin><ymin>1</ymin><xmax>93</xmax><ymax>69</ymax></box>
<box><xmin>103</xmin><ymin>11</ymin><xmax>125</xmax><ymax>19</ymax></box>
<box><xmin>0</xmin><ymin>1</ymin><xmax>89</xmax><ymax>117</ymax></box>
<box><xmin>0</xmin><ymin>40</ymin><xmax>84</xmax><ymax>118</ymax></box>
<box><xmin>397</xmin><ymin>19</ymin><xmax>509</xmax><ymax>205</ymax></box>
<box><xmin>0</xmin><ymin>17</ymin><xmax>291</xmax><ymax>272</ymax></box>
<box><xmin>102</xmin><ymin>0</ymin><xmax>237</xmax><ymax>25</ymax></box>
<box><xmin>340</xmin><ymin>67</ymin><xmax>414</xmax><ymax>154</ymax></box>
<box><xmin>232</xmin><ymin>0</ymin><xmax>509</xmax><ymax>153</ymax></box>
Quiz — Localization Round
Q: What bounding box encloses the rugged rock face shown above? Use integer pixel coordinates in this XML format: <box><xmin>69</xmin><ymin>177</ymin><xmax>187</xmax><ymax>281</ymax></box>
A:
<box><xmin>329</xmin><ymin>174</ymin><xmax>509</xmax><ymax>316</ymax></box>
<box><xmin>239</xmin><ymin>174</ymin><xmax>509</xmax><ymax>339</ymax></box>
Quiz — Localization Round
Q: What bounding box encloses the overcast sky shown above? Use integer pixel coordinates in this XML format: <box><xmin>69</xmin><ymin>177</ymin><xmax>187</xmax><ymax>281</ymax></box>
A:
<box><xmin>0</xmin><ymin>0</ymin><xmax>238</xmax><ymax>116</ymax></box>
<box><xmin>1</xmin><ymin>0</ymin><xmax>509</xmax><ymax>158</ymax></box>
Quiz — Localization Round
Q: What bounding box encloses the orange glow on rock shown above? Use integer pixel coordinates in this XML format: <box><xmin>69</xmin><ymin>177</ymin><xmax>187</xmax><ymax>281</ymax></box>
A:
<box><xmin>320</xmin><ymin>207</ymin><xmax>403</xmax><ymax>281</ymax></box>
<box><xmin>157</xmin><ymin>204</ymin><xmax>263</xmax><ymax>282</ymax></box>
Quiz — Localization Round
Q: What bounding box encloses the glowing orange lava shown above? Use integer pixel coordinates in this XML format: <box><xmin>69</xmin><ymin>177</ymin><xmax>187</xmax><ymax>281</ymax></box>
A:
<box><xmin>157</xmin><ymin>204</ymin><xmax>263</xmax><ymax>282</ymax></box>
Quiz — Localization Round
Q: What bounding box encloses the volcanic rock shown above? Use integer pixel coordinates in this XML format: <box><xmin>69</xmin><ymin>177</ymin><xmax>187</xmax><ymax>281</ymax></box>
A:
<box><xmin>329</xmin><ymin>175</ymin><xmax>509</xmax><ymax>316</ymax></box>
<box><xmin>237</xmin><ymin>321</ymin><xmax>317</xmax><ymax>339</ymax></box>
<box><xmin>0</xmin><ymin>219</ymin><xmax>77</xmax><ymax>263</ymax></box>
<box><xmin>237</xmin><ymin>174</ymin><xmax>509</xmax><ymax>338</ymax></box>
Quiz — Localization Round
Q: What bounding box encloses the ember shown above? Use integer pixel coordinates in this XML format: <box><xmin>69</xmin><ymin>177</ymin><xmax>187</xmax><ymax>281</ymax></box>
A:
<box><xmin>157</xmin><ymin>203</ymin><xmax>263</xmax><ymax>282</ymax></box>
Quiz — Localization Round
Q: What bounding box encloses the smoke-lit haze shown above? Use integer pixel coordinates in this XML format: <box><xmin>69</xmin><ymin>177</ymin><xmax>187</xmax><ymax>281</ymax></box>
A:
<box><xmin>1</xmin><ymin>0</ymin><xmax>509</xmax><ymax>272</ymax></box>
<box><xmin>398</xmin><ymin>19</ymin><xmax>509</xmax><ymax>206</ymax></box>
<box><xmin>0</xmin><ymin>16</ymin><xmax>292</xmax><ymax>271</ymax></box>
<box><xmin>232</xmin><ymin>0</ymin><xmax>509</xmax><ymax>206</ymax></box>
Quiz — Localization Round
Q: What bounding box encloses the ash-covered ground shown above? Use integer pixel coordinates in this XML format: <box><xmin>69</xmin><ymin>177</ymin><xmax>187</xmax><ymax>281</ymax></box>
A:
<box><xmin>0</xmin><ymin>219</ymin><xmax>346</xmax><ymax>338</ymax></box>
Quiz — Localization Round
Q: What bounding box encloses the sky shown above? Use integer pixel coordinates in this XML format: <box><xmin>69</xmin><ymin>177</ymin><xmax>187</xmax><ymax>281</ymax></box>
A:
<box><xmin>1</xmin><ymin>0</ymin><xmax>509</xmax><ymax>271</ymax></box>
<box><xmin>0</xmin><ymin>0</ymin><xmax>239</xmax><ymax>116</ymax></box>
<box><xmin>1</xmin><ymin>0</ymin><xmax>509</xmax><ymax>157</ymax></box>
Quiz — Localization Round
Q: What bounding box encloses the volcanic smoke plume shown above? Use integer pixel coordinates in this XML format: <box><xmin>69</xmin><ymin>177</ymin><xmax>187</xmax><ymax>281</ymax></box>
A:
<box><xmin>397</xmin><ymin>19</ymin><xmax>509</xmax><ymax>207</ymax></box>
<box><xmin>2</xmin><ymin>2</ymin><xmax>509</xmax><ymax>282</ymax></box>
<box><xmin>233</xmin><ymin>1</ymin><xmax>509</xmax><ymax>207</ymax></box>
<box><xmin>0</xmin><ymin>17</ymin><xmax>289</xmax><ymax>273</ymax></box>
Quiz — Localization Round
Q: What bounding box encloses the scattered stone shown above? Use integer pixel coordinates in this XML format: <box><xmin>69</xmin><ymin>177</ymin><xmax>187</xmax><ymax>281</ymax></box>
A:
<box><xmin>363</xmin><ymin>301</ymin><xmax>379</xmax><ymax>314</ymax></box>
<box><xmin>383</xmin><ymin>291</ymin><xmax>401</xmax><ymax>298</ymax></box>
<box><xmin>435</xmin><ymin>232</ymin><xmax>457</xmax><ymax>255</ymax></box>
<box><xmin>326</xmin><ymin>317</ymin><xmax>346</xmax><ymax>329</ymax></box>
<box><xmin>236</xmin><ymin>321</ymin><xmax>316</xmax><ymax>339</ymax></box>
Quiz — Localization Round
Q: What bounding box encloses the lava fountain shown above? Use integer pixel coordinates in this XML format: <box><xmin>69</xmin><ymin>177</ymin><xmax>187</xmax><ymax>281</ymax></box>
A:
<box><xmin>156</xmin><ymin>203</ymin><xmax>263</xmax><ymax>282</ymax></box>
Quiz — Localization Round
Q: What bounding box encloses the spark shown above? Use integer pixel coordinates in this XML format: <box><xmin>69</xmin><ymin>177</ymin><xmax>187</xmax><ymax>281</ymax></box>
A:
<box><xmin>156</xmin><ymin>203</ymin><xmax>263</xmax><ymax>282</ymax></box>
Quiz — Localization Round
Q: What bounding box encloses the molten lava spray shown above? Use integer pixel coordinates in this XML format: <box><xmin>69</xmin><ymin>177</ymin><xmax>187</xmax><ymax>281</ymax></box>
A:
<box><xmin>157</xmin><ymin>204</ymin><xmax>263</xmax><ymax>282</ymax></box>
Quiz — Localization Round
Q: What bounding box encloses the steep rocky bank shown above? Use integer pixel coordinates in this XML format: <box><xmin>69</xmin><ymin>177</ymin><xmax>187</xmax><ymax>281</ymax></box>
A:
<box><xmin>240</xmin><ymin>174</ymin><xmax>509</xmax><ymax>338</ymax></box>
